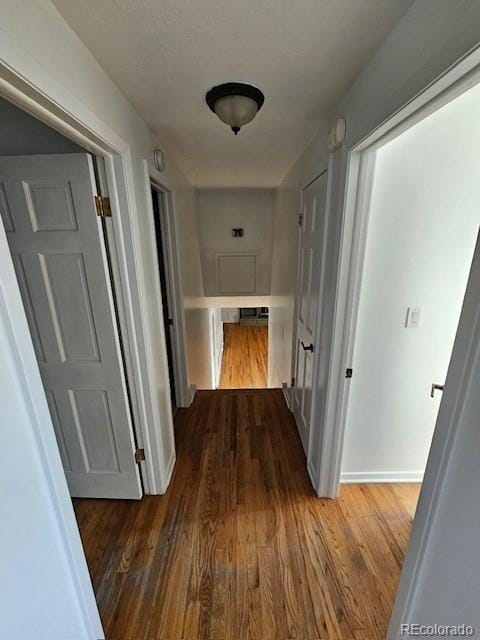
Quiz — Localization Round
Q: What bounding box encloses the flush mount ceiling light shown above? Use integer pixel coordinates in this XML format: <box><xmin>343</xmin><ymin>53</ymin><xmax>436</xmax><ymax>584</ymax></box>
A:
<box><xmin>206</xmin><ymin>82</ymin><xmax>265</xmax><ymax>135</ymax></box>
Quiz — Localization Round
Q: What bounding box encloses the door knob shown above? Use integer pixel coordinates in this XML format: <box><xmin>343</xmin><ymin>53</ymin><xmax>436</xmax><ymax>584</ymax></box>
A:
<box><xmin>430</xmin><ymin>383</ymin><xmax>444</xmax><ymax>398</ymax></box>
<box><xmin>301</xmin><ymin>341</ymin><xmax>314</xmax><ymax>352</ymax></box>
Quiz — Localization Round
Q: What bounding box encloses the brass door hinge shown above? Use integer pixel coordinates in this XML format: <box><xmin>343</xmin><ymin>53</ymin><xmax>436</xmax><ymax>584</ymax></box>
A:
<box><xmin>298</xmin><ymin>213</ymin><xmax>303</xmax><ymax>227</ymax></box>
<box><xmin>94</xmin><ymin>195</ymin><xmax>112</xmax><ymax>218</ymax></box>
<box><xmin>134</xmin><ymin>448</ymin><xmax>145</xmax><ymax>463</ymax></box>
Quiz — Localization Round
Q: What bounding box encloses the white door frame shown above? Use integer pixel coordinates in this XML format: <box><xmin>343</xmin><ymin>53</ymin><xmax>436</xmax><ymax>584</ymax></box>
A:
<box><xmin>316</xmin><ymin>50</ymin><xmax>480</xmax><ymax>499</ymax></box>
<box><xmin>0</xmin><ymin>67</ymin><xmax>170</xmax><ymax>496</ymax></box>
<box><xmin>147</xmin><ymin>167</ymin><xmax>191</xmax><ymax>407</ymax></box>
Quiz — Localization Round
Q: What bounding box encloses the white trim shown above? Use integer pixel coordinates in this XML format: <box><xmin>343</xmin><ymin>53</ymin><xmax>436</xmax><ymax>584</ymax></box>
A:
<box><xmin>189</xmin><ymin>384</ymin><xmax>197</xmax><ymax>404</ymax></box>
<box><xmin>281</xmin><ymin>382</ymin><xmax>291</xmax><ymax>409</ymax></box>
<box><xmin>340</xmin><ymin>471</ymin><xmax>424</xmax><ymax>484</ymax></box>
<box><xmin>317</xmin><ymin>54</ymin><xmax>480</xmax><ymax>499</ymax></box>
<box><xmin>215</xmin><ymin>341</ymin><xmax>224</xmax><ymax>389</ymax></box>
<box><xmin>94</xmin><ymin>157</ymin><xmax>149</xmax><ymax>483</ymax></box>
<box><xmin>307</xmin><ymin>458</ymin><xmax>319</xmax><ymax>492</ymax></box>
<box><xmin>147</xmin><ymin>164</ymin><xmax>191</xmax><ymax>408</ymax></box>
<box><xmin>316</xmin><ymin>149</ymin><xmax>376</xmax><ymax>497</ymax></box>
<box><xmin>163</xmin><ymin>450</ymin><xmax>177</xmax><ymax>492</ymax></box>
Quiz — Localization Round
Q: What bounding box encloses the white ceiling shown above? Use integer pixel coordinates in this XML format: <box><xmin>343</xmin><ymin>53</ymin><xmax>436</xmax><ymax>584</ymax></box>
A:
<box><xmin>52</xmin><ymin>0</ymin><xmax>413</xmax><ymax>187</ymax></box>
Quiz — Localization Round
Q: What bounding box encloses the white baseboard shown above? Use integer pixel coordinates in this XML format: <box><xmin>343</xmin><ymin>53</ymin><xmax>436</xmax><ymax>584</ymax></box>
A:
<box><xmin>188</xmin><ymin>384</ymin><xmax>197</xmax><ymax>405</ymax></box>
<box><xmin>340</xmin><ymin>470</ymin><xmax>424</xmax><ymax>484</ymax></box>
<box><xmin>281</xmin><ymin>382</ymin><xmax>291</xmax><ymax>409</ymax></box>
<box><xmin>215</xmin><ymin>344</ymin><xmax>224</xmax><ymax>388</ymax></box>
<box><xmin>307</xmin><ymin>458</ymin><xmax>319</xmax><ymax>492</ymax></box>
<box><xmin>160</xmin><ymin>452</ymin><xmax>176</xmax><ymax>494</ymax></box>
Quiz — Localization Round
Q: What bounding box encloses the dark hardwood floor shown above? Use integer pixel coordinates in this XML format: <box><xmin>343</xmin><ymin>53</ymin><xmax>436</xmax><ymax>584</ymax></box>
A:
<box><xmin>219</xmin><ymin>324</ymin><xmax>268</xmax><ymax>388</ymax></box>
<box><xmin>74</xmin><ymin>389</ymin><xmax>419</xmax><ymax>639</ymax></box>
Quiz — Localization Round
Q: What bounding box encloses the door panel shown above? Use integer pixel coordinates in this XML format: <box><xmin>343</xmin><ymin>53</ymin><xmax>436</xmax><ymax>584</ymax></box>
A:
<box><xmin>0</xmin><ymin>154</ymin><xmax>141</xmax><ymax>498</ymax></box>
<box><xmin>292</xmin><ymin>173</ymin><xmax>327</xmax><ymax>453</ymax></box>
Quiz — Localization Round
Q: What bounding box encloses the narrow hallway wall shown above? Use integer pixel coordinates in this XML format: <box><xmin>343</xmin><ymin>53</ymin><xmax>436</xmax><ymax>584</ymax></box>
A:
<box><xmin>196</xmin><ymin>188</ymin><xmax>274</xmax><ymax>296</ymax></box>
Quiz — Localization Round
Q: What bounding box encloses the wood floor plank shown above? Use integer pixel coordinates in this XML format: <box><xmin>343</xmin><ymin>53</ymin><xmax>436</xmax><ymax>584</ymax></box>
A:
<box><xmin>74</xmin><ymin>389</ymin><xmax>420</xmax><ymax>640</ymax></box>
<box><xmin>219</xmin><ymin>324</ymin><xmax>268</xmax><ymax>388</ymax></box>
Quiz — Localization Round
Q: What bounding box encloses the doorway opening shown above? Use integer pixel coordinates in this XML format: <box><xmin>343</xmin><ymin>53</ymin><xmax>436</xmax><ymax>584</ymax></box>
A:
<box><xmin>340</xmin><ymin>79</ymin><xmax>480</xmax><ymax>498</ymax></box>
<box><xmin>151</xmin><ymin>184</ymin><xmax>178</xmax><ymax>413</ymax></box>
<box><xmin>215</xmin><ymin>306</ymin><xmax>269</xmax><ymax>389</ymax></box>
<box><xmin>0</xmin><ymin>94</ymin><xmax>143</xmax><ymax>499</ymax></box>
<box><xmin>334</xmin><ymin>78</ymin><xmax>480</xmax><ymax>627</ymax></box>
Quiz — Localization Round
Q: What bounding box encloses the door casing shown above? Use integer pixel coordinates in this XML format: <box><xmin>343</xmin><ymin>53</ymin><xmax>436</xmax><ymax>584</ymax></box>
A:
<box><xmin>148</xmin><ymin>173</ymin><xmax>191</xmax><ymax>408</ymax></box>
<box><xmin>0</xmin><ymin>68</ymin><xmax>173</xmax><ymax>499</ymax></box>
<box><xmin>291</xmin><ymin>172</ymin><xmax>328</xmax><ymax>455</ymax></box>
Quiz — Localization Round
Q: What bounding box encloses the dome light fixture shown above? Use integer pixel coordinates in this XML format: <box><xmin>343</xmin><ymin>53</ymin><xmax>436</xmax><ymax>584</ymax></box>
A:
<box><xmin>206</xmin><ymin>82</ymin><xmax>265</xmax><ymax>135</ymax></box>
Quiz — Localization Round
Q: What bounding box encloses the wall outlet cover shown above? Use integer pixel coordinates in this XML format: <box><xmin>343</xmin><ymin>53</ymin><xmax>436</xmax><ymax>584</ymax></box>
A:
<box><xmin>405</xmin><ymin>306</ymin><xmax>422</xmax><ymax>328</ymax></box>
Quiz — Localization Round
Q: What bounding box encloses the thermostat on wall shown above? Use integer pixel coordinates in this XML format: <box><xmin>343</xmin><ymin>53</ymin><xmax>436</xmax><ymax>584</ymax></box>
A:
<box><xmin>405</xmin><ymin>306</ymin><xmax>422</xmax><ymax>328</ymax></box>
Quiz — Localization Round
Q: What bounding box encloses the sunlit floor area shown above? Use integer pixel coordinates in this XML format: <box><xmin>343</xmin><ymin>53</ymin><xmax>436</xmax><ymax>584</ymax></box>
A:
<box><xmin>74</xmin><ymin>389</ymin><xmax>421</xmax><ymax>640</ymax></box>
<box><xmin>219</xmin><ymin>324</ymin><xmax>268</xmax><ymax>389</ymax></box>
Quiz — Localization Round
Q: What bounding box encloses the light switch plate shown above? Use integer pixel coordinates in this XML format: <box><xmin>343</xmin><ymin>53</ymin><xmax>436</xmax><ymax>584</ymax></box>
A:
<box><xmin>405</xmin><ymin>306</ymin><xmax>422</xmax><ymax>328</ymax></box>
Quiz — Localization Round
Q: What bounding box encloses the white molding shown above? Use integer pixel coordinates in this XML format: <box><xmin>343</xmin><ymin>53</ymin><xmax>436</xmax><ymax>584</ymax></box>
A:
<box><xmin>162</xmin><ymin>451</ymin><xmax>177</xmax><ymax>494</ymax></box>
<box><xmin>307</xmin><ymin>458</ymin><xmax>319</xmax><ymax>491</ymax></box>
<box><xmin>148</xmin><ymin>164</ymin><xmax>191</xmax><ymax>408</ymax></box>
<box><xmin>215</xmin><ymin>341</ymin><xmax>224</xmax><ymax>388</ymax></box>
<box><xmin>189</xmin><ymin>384</ymin><xmax>197</xmax><ymax>404</ymax></box>
<box><xmin>340</xmin><ymin>471</ymin><xmax>424</xmax><ymax>484</ymax></box>
<box><xmin>281</xmin><ymin>382</ymin><xmax>291</xmax><ymax>409</ymax></box>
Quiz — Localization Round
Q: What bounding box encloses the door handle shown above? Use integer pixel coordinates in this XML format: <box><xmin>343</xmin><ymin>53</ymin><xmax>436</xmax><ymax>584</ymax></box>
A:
<box><xmin>430</xmin><ymin>383</ymin><xmax>444</xmax><ymax>398</ymax></box>
<box><xmin>301</xmin><ymin>341</ymin><xmax>314</xmax><ymax>353</ymax></box>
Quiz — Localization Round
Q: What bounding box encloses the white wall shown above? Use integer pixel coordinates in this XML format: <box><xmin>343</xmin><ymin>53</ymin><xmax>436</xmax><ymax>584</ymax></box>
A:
<box><xmin>341</xmin><ymin>86</ymin><xmax>480</xmax><ymax>481</ymax></box>
<box><xmin>211</xmin><ymin>308</ymin><xmax>224</xmax><ymax>388</ymax></box>
<box><xmin>196</xmin><ymin>189</ymin><xmax>274</xmax><ymax>295</ymax></box>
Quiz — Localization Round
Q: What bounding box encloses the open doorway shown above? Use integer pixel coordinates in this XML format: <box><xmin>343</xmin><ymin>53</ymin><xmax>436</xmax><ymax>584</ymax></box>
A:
<box><xmin>339</xmin><ymin>82</ymin><xmax>480</xmax><ymax>536</ymax></box>
<box><xmin>0</xmin><ymin>95</ymin><xmax>143</xmax><ymax>499</ymax></box>
<box><xmin>216</xmin><ymin>306</ymin><xmax>269</xmax><ymax>388</ymax></box>
<box><xmin>150</xmin><ymin>185</ymin><xmax>178</xmax><ymax>413</ymax></box>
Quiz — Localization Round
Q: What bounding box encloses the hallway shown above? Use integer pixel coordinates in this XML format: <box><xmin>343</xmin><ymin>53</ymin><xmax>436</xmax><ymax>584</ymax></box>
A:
<box><xmin>74</xmin><ymin>389</ymin><xmax>419</xmax><ymax>639</ymax></box>
<box><xmin>219</xmin><ymin>324</ymin><xmax>268</xmax><ymax>388</ymax></box>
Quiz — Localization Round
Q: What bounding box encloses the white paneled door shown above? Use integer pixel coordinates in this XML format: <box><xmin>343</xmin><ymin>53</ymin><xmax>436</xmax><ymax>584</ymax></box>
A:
<box><xmin>292</xmin><ymin>172</ymin><xmax>327</xmax><ymax>454</ymax></box>
<box><xmin>0</xmin><ymin>154</ymin><xmax>142</xmax><ymax>498</ymax></box>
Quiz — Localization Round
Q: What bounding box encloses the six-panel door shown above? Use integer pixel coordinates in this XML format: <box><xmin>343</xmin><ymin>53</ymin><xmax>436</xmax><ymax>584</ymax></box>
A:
<box><xmin>0</xmin><ymin>154</ymin><xmax>142</xmax><ymax>498</ymax></box>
